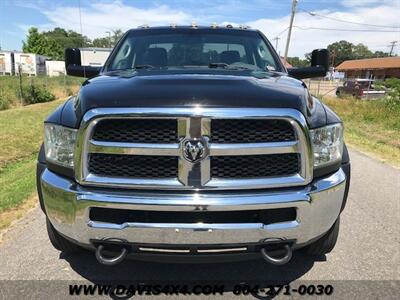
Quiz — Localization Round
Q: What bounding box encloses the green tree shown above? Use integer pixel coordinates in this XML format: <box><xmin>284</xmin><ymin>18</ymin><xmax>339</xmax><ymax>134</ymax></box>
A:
<box><xmin>22</xmin><ymin>28</ymin><xmax>49</xmax><ymax>56</ymax></box>
<box><xmin>92</xmin><ymin>29</ymin><xmax>124</xmax><ymax>48</ymax></box>
<box><xmin>287</xmin><ymin>56</ymin><xmax>309</xmax><ymax>67</ymax></box>
<box><xmin>373</xmin><ymin>51</ymin><xmax>390</xmax><ymax>58</ymax></box>
<box><xmin>22</xmin><ymin>27</ymin><xmax>91</xmax><ymax>60</ymax></box>
<box><xmin>352</xmin><ymin>43</ymin><xmax>373</xmax><ymax>59</ymax></box>
<box><xmin>327</xmin><ymin>40</ymin><xmax>354</xmax><ymax>66</ymax></box>
<box><xmin>327</xmin><ymin>40</ymin><xmax>392</xmax><ymax>67</ymax></box>
<box><xmin>92</xmin><ymin>37</ymin><xmax>110</xmax><ymax>48</ymax></box>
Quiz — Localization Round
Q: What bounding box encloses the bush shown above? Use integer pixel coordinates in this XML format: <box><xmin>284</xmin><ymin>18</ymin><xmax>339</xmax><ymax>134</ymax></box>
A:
<box><xmin>22</xmin><ymin>84</ymin><xmax>56</xmax><ymax>105</ymax></box>
<box><xmin>0</xmin><ymin>94</ymin><xmax>10</xmax><ymax>110</ymax></box>
<box><xmin>0</xmin><ymin>76</ymin><xmax>83</xmax><ymax>110</ymax></box>
<box><xmin>375</xmin><ymin>78</ymin><xmax>400</xmax><ymax>113</ymax></box>
<box><xmin>65</xmin><ymin>87</ymin><xmax>74</xmax><ymax>96</ymax></box>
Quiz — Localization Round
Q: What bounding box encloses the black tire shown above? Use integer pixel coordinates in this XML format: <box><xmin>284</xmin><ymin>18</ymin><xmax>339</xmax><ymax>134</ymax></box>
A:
<box><xmin>46</xmin><ymin>218</ymin><xmax>81</xmax><ymax>253</ymax></box>
<box><xmin>336</xmin><ymin>90</ymin><xmax>340</xmax><ymax>97</ymax></box>
<box><xmin>301</xmin><ymin>217</ymin><xmax>340</xmax><ymax>256</ymax></box>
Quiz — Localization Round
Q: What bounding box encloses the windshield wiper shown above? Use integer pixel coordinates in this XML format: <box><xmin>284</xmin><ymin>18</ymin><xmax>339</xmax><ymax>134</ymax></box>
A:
<box><xmin>208</xmin><ymin>63</ymin><xmax>255</xmax><ymax>70</ymax></box>
<box><xmin>208</xmin><ymin>62</ymin><xmax>229</xmax><ymax>69</ymax></box>
<box><xmin>133</xmin><ymin>64</ymin><xmax>155</xmax><ymax>69</ymax></box>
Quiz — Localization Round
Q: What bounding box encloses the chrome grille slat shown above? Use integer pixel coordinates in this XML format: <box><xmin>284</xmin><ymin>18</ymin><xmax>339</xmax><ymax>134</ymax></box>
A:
<box><xmin>89</xmin><ymin>140</ymin><xmax>180</xmax><ymax>156</ymax></box>
<box><xmin>75</xmin><ymin>108</ymin><xmax>313</xmax><ymax>190</ymax></box>
<box><xmin>209</xmin><ymin>141</ymin><xmax>299</xmax><ymax>156</ymax></box>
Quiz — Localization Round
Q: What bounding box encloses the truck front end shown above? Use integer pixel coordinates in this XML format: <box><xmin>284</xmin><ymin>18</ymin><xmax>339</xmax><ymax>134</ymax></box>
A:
<box><xmin>37</xmin><ymin>26</ymin><xmax>350</xmax><ymax>265</ymax></box>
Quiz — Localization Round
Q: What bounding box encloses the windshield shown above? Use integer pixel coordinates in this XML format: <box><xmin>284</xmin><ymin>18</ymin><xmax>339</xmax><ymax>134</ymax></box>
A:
<box><xmin>105</xmin><ymin>29</ymin><xmax>280</xmax><ymax>72</ymax></box>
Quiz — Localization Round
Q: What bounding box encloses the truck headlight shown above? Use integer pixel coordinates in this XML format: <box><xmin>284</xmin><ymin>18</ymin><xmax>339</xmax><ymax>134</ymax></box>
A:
<box><xmin>310</xmin><ymin>123</ymin><xmax>343</xmax><ymax>168</ymax></box>
<box><xmin>44</xmin><ymin>124</ymin><xmax>77</xmax><ymax>168</ymax></box>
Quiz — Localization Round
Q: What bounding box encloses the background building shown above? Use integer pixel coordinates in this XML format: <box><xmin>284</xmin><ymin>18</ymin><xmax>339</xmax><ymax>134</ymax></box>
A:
<box><xmin>14</xmin><ymin>52</ymin><xmax>48</xmax><ymax>76</ymax></box>
<box><xmin>336</xmin><ymin>57</ymin><xmax>400</xmax><ymax>79</ymax></box>
<box><xmin>45</xmin><ymin>60</ymin><xmax>66</xmax><ymax>77</ymax></box>
<box><xmin>0</xmin><ymin>51</ymin><xmax>15</xmax><ymax>75</ymax></box>
<box><xmin>80</xmin><ymin>48</ymin><xmax>112</xmax><ymax>67</ymax></box>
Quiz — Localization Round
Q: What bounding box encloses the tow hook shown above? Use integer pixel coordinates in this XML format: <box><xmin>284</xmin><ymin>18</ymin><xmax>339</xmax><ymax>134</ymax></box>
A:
<box><xmin>260</xmin><ymin>242</ymin><xmax>293</xmax><ymax>266</ymax></box>
<box><xmin>94</xmin><ymin>238</ymin><xmax>129</xmax><ymax>266</ymax></box>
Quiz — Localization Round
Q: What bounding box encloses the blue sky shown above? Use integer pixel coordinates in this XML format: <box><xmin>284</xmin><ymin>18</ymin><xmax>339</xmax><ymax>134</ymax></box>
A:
<box><xmin>1</xmin><ymin>0</ymin><xmax>399</xmax><ymax>57</ymax></box>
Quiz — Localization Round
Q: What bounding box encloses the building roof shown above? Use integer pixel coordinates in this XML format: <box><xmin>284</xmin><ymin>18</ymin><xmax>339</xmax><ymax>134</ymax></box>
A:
<box><xmin>280</xmin><ymin>58</ymin><xmax>293</xmax><ymax>68</ymax></box>
<box><xmin>336</xmin><ymin>57</ymin><xmax>400</xmax><ymax>71</ymax></box>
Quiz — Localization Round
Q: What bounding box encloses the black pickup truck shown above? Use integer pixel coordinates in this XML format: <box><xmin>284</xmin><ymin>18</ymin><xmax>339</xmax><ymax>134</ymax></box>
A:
<box><xmin>37</xmin><ymin>26</ymin><xmax>350</xmax><ymax>266</ymax></box>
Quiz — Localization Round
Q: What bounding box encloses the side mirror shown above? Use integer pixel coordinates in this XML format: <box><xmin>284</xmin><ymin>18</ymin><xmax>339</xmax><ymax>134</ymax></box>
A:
<box><xmin>287</xmin><ymin>48</ymin><xmax>329</xmax><ymax>80</ymax></box>
<box><xmin>65</xmin><ymin>48</ymin><xmax>101</xmax><ymax>78</ymax></box>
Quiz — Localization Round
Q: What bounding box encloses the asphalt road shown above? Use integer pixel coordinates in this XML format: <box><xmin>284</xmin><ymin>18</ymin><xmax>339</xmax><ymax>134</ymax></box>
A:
<box><xmin>0</xmin><ymin>148</ymin><xmax>399</xmax><ymax>298</ymax></box>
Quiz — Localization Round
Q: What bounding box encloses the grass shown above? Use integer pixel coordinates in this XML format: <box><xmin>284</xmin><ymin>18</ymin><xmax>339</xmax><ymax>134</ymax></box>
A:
<box><xmin>0</xmin><ymin>97</ymin><xmax>69</xmax><ymax>233</ymax></box>
<box><xmin>322</xmin><ymin>96</ymin><xmax>400</xmax><ymax>167</ymax></box>
<box><xmin>0</xmin><ymin>195</ymin><xmax>38</xmax><ymax>234</ymax></box>
<box><xmin>0</xmin><ymin>155</ymin><xmax>36</xmax><ymax>212</ymax></box>
<box><xmin>0</xmin><ymin>99</ymin><xmax>65</xmax><ymax>169</ymax></box>
<box><xmin>0</xmin><ymin>98</ymin><xmax>67</xmax><ymax>214</ymax></box>
<box><xmin>0</xmin><ymin>75</ymin><xmax>83</xmax><ymax>110</ymax></box>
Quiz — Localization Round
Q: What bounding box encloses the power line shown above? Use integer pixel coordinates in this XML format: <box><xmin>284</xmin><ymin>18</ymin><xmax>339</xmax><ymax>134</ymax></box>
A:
<box><xmin>274</xmin><ymin>27</ymin><xmax>289</xmax><ymax>37</ymax></box>
<box><xmin>272</xmin><ymin>36</ymin><xmax>280</xmax><ymax>50</ymax></box>
<box><xmin>298</xmin><ymin>8</ymin><xmax>399</xmax><ymax>29</ymax></box>
<box><xmin>293</xmin><ymin>25</ymin><xmax>399</xmax><ymax>33</ymax></box>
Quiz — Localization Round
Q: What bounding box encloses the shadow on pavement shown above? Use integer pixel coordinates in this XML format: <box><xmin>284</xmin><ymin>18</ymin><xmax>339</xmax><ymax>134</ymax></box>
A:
<box><xmin>62</xmin><ymin>250</ymin><xmax>323</xmax><ymax>297</ymax></box>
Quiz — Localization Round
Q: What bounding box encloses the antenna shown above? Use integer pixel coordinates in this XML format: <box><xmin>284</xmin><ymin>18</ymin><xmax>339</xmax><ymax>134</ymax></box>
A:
<box><xmin>78</xmin><ymin>0</ymin><xmax>86</xmax><ymax>78</ymax></box>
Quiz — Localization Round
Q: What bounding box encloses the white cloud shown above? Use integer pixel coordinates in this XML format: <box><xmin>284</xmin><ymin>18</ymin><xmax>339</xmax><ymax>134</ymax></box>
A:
<box><xmin>21</xmin><ymin>0</ymin><xmax>399</xmax><ymax>57</ymax></box>
<box><xmin>41</xmin><ymin>1</ymin><xmax>193</xmax><ymax>37</ymax></box>
<box><xmin>247</xmin><ymin>5</ymin><xmax>400</xmax><ymax>57</ymax></box>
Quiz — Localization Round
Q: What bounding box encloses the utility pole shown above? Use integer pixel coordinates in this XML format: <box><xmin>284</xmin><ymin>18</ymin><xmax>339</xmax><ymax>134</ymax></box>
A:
<box><xmin>388</xmin><ymin>41</ymin><xmax>397</xmax><ymax>56</ymax></box>
<box><xmin>272</xmin><ymin>37</ymin><xmax>280</xmax><ymax>51</ymax></box>
<box><xmin>284</xmin><ymin>0</ymin><xmax>298</xmax><ymax>63</ymax></box>
<box><xmin>331</xmin><ymin>50</ymin><xmax>336</xmax><ymax>68</ymax></box>
<box><xmin>106</xmin><ymin>31</ymin><xmax>112</xmax><ymax>48</ymax></box>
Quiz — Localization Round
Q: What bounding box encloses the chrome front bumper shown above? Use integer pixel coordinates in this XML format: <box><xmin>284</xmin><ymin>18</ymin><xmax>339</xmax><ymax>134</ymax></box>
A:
<box><xmin>41</xmin><ymin>168</ymin><xmax>346</xmax><ymax>247</ymax></box>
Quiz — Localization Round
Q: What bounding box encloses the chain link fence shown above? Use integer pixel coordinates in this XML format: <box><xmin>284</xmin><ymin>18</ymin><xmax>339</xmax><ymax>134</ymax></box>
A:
<box><xmin>303</xmin><ymin>79</ymin><xmax>342</xmax><ymax>98</ymax></box>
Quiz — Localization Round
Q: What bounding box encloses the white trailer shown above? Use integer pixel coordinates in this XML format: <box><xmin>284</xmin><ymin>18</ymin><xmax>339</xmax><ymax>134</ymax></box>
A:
<box><xmin>80</xmin><ymin>48</ymin><xmax>112</xmax><ymax>67</ymax></box>
<box><xmin>14</xmin><ymin>53</ymin><xmax>47</xmax><ymax>76</ymax></box>
<box><xmin>0</xmin><ymin>51</ymin><xmax>15</xmax><ymax>75</ymax></box>
<box><xmin>46</xmin><ymin>60</ymin><xmax>66</xmax><ymax>77</ymax></box>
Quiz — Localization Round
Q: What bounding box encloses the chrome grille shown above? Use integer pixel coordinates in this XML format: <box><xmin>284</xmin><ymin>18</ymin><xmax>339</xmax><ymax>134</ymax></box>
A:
<box><xmin>88</xmin><ymin>154</ymin><xmax>178</xmax><ymax>178</ymax></box>
<box><xmin>211</xmin><ymin>119</ymin><xmax>295</xmax><ymax>143</ymax></box>
<box><xmin>76</xmin><ymin>108</ymin><xmax>312</xmax><ymax>190</ymax></box>
<box><xmin>211</xmin><ymin>154</ymin><xmax>300</xmax><ymax>179</ymax></box>
<box><xmin>92</xmin><ymin>119</ymin><xmax>177</xmax><ymax>143</ymax></box>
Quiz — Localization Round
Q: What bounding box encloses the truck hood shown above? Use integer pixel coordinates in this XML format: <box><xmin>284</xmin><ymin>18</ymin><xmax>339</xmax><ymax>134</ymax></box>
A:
<box><xmin>75</xmin><ymin>70</ymin><xmax>310</xmax><ymax>117</ymax></box>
